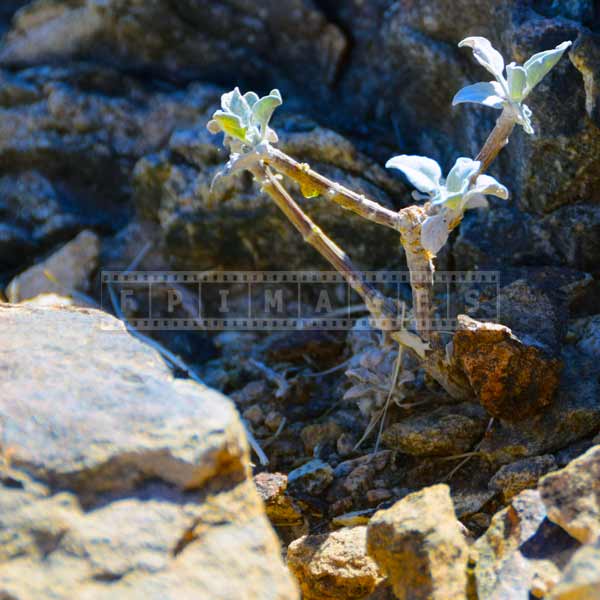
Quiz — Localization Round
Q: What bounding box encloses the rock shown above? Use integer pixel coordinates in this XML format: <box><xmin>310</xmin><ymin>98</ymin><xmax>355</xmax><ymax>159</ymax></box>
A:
<box><xmin>381</xmin><ymin>403</ymin><xmax>487</xmax><ymax>457</ymax></box>
<box><xmin>489</xmin><ymin>455</ymin><xmax>558</xmax><ymax>502</ymax></box>
<box><xmin>253</xmin><ymin>472</ymin><xmax>304</xmax><ymax>528</ymax></box>
<box><xmin>367</xmin><ymin>484</ymin><xmax>469</xmax><ymax>600</ymax></box>
<box><xmin>571</xmin><ymin>314</ymin><xmax>600</xmax><ymax>358</ymax></box>
<box><xmin>470</xmin><ymin>278</ymin><xmax>567</xmax><ymax>356</ymax></box>
<box><xmin>479</xmin><ymin>347</ymin><xmax>600</xmax><ymax>465</ymax></box>
<box><xmin>0</xmin><ymin>0</ymin><xmax>346</xmax><ymax>96</ymax></box>
<box><xmin>548</xmin><ymin>537</ymin><xmax>600</xmax><ymax>600</ymax></box>
<box><xmin>288</xmin><ymin>459</ymin><xmax>334</xmax><ymax>496</ymax></box>
<box><xmin>301</xmin><ymin>421</ymin><xmax>344</xmax><ymax>456</ymax></box>
<box><xmin>287</xmin><ymin>526</ymin><xmax>384</xmax><ymax>600</ymax></box>
<box><xmin>0</xmin><ymin>64</ymin><xmax>218</xmax><ymax>244</ymax></box>
<box><xmin>133</xmin><ymin>122</ymin><xmax>404</xmax><ymax>271</ymax></box>
<box><xmin>539</xmin><ymin>444</ymin><xmax>600</xmax><ymax>544</ymax></box>
<box><xmin>0</xmin><ymin>303</ymin><xmax>297</xmax><ymax>598</ymax></box>
<box><xmin>474</xmin><ymin>489</ymin><xmax>581</xmax><ymax>600</ymax></box>
<box><xmin>6</xmin><ymin>230</ymin><xmax>99</xmax><ymax>303</ymax></box>
<box><xmin>452</xmin><ymin>315</ymin><xmax>562</xmax><ymax>422</ymax></box>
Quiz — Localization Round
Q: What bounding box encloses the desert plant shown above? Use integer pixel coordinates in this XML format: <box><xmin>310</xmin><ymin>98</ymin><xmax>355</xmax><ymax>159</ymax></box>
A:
<box><xmin>207</xmin><ymin>36</ymin><xmax>571</xmax><ymax>402</ymax></box>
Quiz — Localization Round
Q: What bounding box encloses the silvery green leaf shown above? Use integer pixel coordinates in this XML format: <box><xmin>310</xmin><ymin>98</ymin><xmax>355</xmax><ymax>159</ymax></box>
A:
<box><xmin>524</xmin><ymin>41</ymin><xmax>572</xmax><ymax>93</ymax></box>
<box><xmin>506</xmin><ymin>63</ymin><xmax>527</xmax><ymax>101</ymax></box>
<box><xmin>471</xmin><ymin>174</ymin><xmax>509</xmax><ymax>199</ymax></box>
<box><xmin>463</xmin><ymin>193</ymin><xmax>489</xmax><ymax>210</ymax></box>
<box><xmin>434</xmin><ymin>190</ymin><xmax>464</xmax><ymax>210</ymax></box>
<box><xmin>212</xmin><ymin>111</ymin><xmax>248</xmax><ymax>142</ymax></box>
<box><xmin>446</xmin><ymin>157</ymin><xmax>481</xmax><ymax>193</ymax></box>
<box><xmin>243</xmin><ymin>91</ymin><xmax>259</xmax><ymax>107</ymax></box>
<box><xmin>265</xmin><ymin>126</ymin><xmax>279</xmax><ymax>143</ymax></box>
<box><xmin>452</xmin><ymin>81</ymin><xmax>506</xmax><ymax>109</ymax></box>
<box><xmin>206</xmin><ymin>119</ymin><xmax>221</xmax><ymax>134</ymax></box>
<box><xmin>221</xmin><ymin>87</ymin><xmax>252</xmax><ymax>125</ymax></box>
<box><xmin>252</xmin><ymin>90</ymin><xmax>283</xmax><ymax>136</ymax></box>
<box><xmin>385</xmin><ymin>155</ymin><xmax>442</xmax><ymax>194</ymax></box>
<box><xmin>459</xmin><ymin>37</ymin><xmax>505</xmax><ymax>78</ymax></box>
<box><xmin>516</xmin><ymin>103</ymin><xmax>534</xmax><ymax>134</ymax></box>
<box><xmin>420</xmin><ymin>213</ymin><xmax>450</xmax><ymax>256</ymax></box>
<box><xmin>343</xmin><ymin>384</ymin><xmax>372</xmax><ymax>401</ymax></box>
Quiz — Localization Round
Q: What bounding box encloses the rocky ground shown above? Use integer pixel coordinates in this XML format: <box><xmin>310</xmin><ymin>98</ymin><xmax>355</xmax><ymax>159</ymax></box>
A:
<box><xmin>1</xmin><ymin>1</ymin><xmax>600</xmax><ymax>599</ymax></box>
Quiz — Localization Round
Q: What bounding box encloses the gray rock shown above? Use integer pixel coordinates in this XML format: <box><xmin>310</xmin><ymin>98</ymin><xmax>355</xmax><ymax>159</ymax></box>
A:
<box><xmin>475</xmin><ymin>489</ymin><xmax>581</xmax><ymax>600</ymax></box>
<box><xmin>288</xmin><ymin>458</ymin><xmax>334</xmax><ymax>496</ymax></box>
<box><xmin>548</xmin><ymin>537</ymin><xmax>600</xmax><ymax>600</ymax></box>
<box><xmin>133</xmin><ymin>122</ymin><xmax>405</xmax><ymax>270</ymax></box>
<box><xmin>0</xmin><ymin>302</ymin><xmax>298</xmax><ymax>598</ymax></box>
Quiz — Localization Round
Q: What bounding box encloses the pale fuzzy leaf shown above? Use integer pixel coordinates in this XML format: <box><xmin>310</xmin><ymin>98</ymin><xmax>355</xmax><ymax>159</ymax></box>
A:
<box><xmin>391</xmin><ymin>330</ymin><xmax>430</xmax><ymax>359</ymax></box>
<box><xmin>452</xmin><ymin>81</ymin><xmax>506</xmax><ymax>109</ymax></box>
<box><xmin>420</xmin><ymin>213</ymin><xmax>450</xmax><ymax>256</ymax></box>
<box><xmin>463</xmin><ymin>193</ymin><xmax>489</xmax><ymax>210</ymax></box>
<box><xmin>206</xmin><ymin>119</ymin><xmax>221</xmax><ymax>134</ymax></box>
<box><xmin>252</xmin><ymin>91</ymin><xmax>283</xmax><ymax>135</ymax></box>
<box><xmin>386</xmin><ymin>155</ymin><xmax>442</xmax><ymax>194</ymax></box>
<box><xmin>446</xmin><ymin>157</ymin><xmax>481</xmax><ymax>193</ymax></box>
<box><xmin>243</xmin><ymin>91</ymin><xmax>259</xmax><ymax>107</ymax></box>
<box><xmin>213</xmin><ymin>111</ymin><xmax>247</xmax><ymax>141</ymax></box>
<box><xmin>459</xmin><ymin>36</ymin><xmax>505</xmax><ymax>78</ymax></box>
<box><xmin>506</xmin><ymin>63</ymin><xmax>527</xmax><ymax>102</ymax></box>
<box><xmin>524</xmin><ymin>41</ymin><xmax>572</xmax><ymax>93</ymax></box>
<box><xmin>221</xmin><ymin>87</ymin><xmax>251</xmax><ymax>124</ymax></box>
<box><xmin>472</xmin><ymin>174</ymin><xmax>509</xmax><ymax>199</ymax></box>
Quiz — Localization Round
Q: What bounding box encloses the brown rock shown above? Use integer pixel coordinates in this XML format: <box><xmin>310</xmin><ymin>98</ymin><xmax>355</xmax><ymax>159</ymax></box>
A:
<box><xmin>489</xmin><ymin>455</ymin><xmax>557</xmax><ymax>502</ymax></box>
<box><xmin>453</xmin><ymin>315</ymin><xmax>562</xmax><ymax>421</ymax></box>
<box><xmin>287</xmin><ymin>526</ymin><xmax>384</xmax><ymax>600</ymax></box>
<box><xmin>367</xmin><ymin>484</ymin><xmax>468</xmax><ymax>600</ymax></box>
<box><xmin>381</xmin><ymin>403</ymin><xmax>487</xmax><ymax>456</ymax></box>
<box><xmin>254</xmin><ymin>472</ymin><xmax>303</xmax><ymax>527</ymax></box>
<box><xmin>539</xmin><ymin>444</ymin><xmax>600</xmax><ymax>544</ymax></box>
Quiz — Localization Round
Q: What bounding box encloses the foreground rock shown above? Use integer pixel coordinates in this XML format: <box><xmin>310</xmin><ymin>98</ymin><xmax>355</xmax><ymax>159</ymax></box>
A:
<box><xmin>452</xmin><ymin>316</ymin><xmax>562</xmax><ymax>422</ymax></box>
<box><xmin>287</xmin><ymin>526</ymin><xmax>384</xmax><ymax>600</ymax></box>
<box><xmin>539</xmin><ymin>444</ymin><xmax>600</xmax><ymax>544</ymax></box>
<box><xmin>474</xmin><ymin>489</ymin><xmax>580</xmax><ymax>599</ymax></box>
<box><xmin>0</xmin><ymin>303</ymin><xmax>297</xmax><ymax>599</ymax></box>
<box><xmin>367</xmin><ymin>484</ymin><xmax>468</xmax><ymax>600</ymax></box>
<box><xmin>549</xmin><ymin>538</ymin><xmax>600</xmax><ymax>600</ymax></box>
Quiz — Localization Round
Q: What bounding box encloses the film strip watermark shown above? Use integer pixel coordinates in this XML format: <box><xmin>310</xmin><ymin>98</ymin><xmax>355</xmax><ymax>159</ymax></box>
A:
<box><xmin>100</xmin><ymin>270</ymin><xmax>500</xmax><ymax>331</ymax></box>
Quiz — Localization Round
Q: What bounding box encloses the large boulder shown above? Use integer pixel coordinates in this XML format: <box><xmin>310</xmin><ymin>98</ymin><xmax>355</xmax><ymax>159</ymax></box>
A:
<box><xmin>0</xmin><ymin>302</ymin><xmax>298</xmax><ymax>599</ymax></box>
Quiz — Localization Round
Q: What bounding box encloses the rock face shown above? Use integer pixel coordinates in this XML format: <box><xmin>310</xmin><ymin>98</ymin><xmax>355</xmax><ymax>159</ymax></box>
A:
<box><xmin>489</xmin><ymin>455</ymin><xmax>557</xmax><ymax>502</ymax></box>
<box><xmin>367</xmin><ymin>484</ymin><xmax>469</xmax><ymax>600</ymax></box>
<box><xmin>539</xmin><ymin>444</ymin><xmax>600</xmax><ymax>544</ymax></box>
<box><xmin>287</xmin><ymin>526</ymin><xmax>384</xmax><ymax>600</ymax></box>
<box><xmin>452</xmin><ymin>315</ymin><xmax>562</xmax><ymax>422</ymax></box>
<box><xmin>0</xmin><ymin>303</ymin><xmax>298</xmax><ymax>599</ymax></box>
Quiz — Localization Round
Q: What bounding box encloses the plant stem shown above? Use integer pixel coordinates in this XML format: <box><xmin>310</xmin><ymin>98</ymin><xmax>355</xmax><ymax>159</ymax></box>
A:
<box><xmin>255</xmin><ymin>164</ymin><xmax>397</xmax><ymax>322</ymax></box>
<box><xmin>264</xmin><ymin>146</ymin><xmax>403</xmax><ymax>231</ymax></box>
<box><xmin>473</xmin><ymin>106</ymin><xmax>517</xmax><ymax>177</ymax></box>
